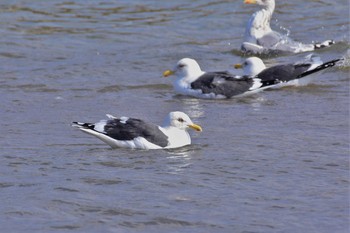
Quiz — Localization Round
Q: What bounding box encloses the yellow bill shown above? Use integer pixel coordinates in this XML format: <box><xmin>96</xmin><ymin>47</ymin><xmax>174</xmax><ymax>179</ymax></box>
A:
<box><xmin>188</xmin><ymin>124</ymin><xmax>203</xmax><ymax>132</ymax></box>
<box><xmin>163</xmin><ymin>70</ymin><xmax>175</xmax><ymax>77</ymax></box>
<box><xmin>244</xmin><ymin>0</ymin><xmax>257</xmax><ymax>4</ymax></box>
<box><xmin>234</xmin><ymin>63</ymin><xmax>243</xmax><ymax>69</ymax></box>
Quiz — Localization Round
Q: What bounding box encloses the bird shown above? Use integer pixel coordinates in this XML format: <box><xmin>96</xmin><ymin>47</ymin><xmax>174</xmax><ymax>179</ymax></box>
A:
<box><xmin>72</xmin><ymin>111</ymin><xmax>202</xmax><ymax>150</ymax></box>
<box><xmin>163</xmin><ymin>58</ymin><xmax>285</xmax><ymax>99</ymax></box>
<box><xmin>241</xmin><ymin>0</ymin><xmax>334</xmax><ymax>54</ymax></box>
<box><xmin>234</xmin><ymin>55</ymin><xmax>342</xmax><ymax>87</ymax></box>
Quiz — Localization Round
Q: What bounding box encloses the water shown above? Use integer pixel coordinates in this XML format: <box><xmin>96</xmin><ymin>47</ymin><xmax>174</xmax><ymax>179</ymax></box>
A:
<box><xmin>1</xmin><ymin>0</ymin><xmax>349</xmax><ymax>232</ymax></box>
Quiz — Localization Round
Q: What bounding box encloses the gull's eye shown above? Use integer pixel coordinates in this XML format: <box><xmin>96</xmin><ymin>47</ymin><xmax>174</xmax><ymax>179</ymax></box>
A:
<box><xmin>178</xmin><ymin>64</ymin><xmax>185</xmax><ymax>68</ymax></box>
<box><xmin>243</xmin><ymin>61</ymin><xmax>248</xmax><ymax>66</ymax></box>
<box><xmin>178</xmin><ymin>118</ymin><xmax>185</xmax><ymax>123</ymax></box>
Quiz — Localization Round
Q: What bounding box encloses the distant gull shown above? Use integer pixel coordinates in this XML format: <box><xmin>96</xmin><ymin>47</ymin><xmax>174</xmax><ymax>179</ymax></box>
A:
<box><xmin>72</xmin><ymin>111</ymin><xmax>202</xmax><ymax>150</ymax></box>
<box><xmin>234</xmin><ymin>55</ymin><xmax>342</xmax><ymax>86</ymax></box>
<box><xmin>163</xmin><ymin>58</ymin><xmax>288</xmax><ymax>99</ymax></box>
<box><xmin>242</xmin><ymin>0</ymin><xmax>334</xmax><ymax>54</ymax></box>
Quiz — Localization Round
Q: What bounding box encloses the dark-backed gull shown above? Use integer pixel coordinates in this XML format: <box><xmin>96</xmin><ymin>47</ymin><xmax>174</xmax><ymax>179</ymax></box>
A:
<box><xmin>72</xmin><ymin>111</ymin><xmax>202</xmax><ymax>150</ymax></box>
<box><xmin>234</xmin><ymin>55</ymin><xmax>342</xmax><ymax>86</ymax></box>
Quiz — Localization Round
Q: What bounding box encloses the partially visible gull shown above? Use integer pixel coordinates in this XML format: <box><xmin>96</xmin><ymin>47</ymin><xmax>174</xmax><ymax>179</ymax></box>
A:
<box><xmin>72</xmin><ymin>111</ymin><xmax>202</xmax><ymax>150</ymax></box>
<box><xmin>242</xmin><ymin>0</ymin><xmax>334</xmax><ymax>54</ymax></box>
<box><xmin>234</xmin><ymin>55</ymin><xmax>342</xmax><ymax>86</ymax></box>
<box><xmin>163</xmin><ymin>58</ymin><xmax>285</xmax><ymax>99</ymax></box>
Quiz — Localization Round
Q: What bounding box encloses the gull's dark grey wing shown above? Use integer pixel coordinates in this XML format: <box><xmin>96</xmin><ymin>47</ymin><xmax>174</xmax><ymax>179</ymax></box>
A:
<box><xmin>257</xmin><ymin>57</ymin><xmax>342</xmax><ymax>84</ymax></box>
<box><xmin>190</xmin><ymin>72</ymin><xmax>257</xmax><ymax>98</ymax></box>
<box><xmin>256</xmin><ymin>64</ymin><xmax>312</xmax><ymax>83</ymax></box>
<box><xmin>296</xmin><ymin>58</ymin><xmax>342</xmax><ymax>78</ymax></box>
<box><xmin>92</xmin><ymin>118</ymin><xmax>169</xmax><ymax>148</ymax></box>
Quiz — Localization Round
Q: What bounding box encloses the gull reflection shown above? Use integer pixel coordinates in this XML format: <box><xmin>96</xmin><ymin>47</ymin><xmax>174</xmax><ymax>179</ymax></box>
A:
<box><xmin>179</xmin><ymin>97</ymin><xmax>205</xmax><ymax>118</ymax></box>
<box><xmin>164</xmin><ymin>146</ymin><xmax>200</xmax><ymax>174</ymax></box>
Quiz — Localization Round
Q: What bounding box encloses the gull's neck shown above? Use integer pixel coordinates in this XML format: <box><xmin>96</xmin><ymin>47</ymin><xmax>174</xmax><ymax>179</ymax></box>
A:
<box><xmin>245</xmin><ymin>2</ymin><xmax>275</xmax><ymax>41</ymax></box>
<box><xmin>246</xmin><ymin>64</ymin><xmax>266</xmax><ymax>76</ymax></box>
<box><xmin>264</xmin><ymin>1</ymin><xmax>275</xmax><ymax>14</ymax></box>
<box><xmin>175</xmin><ymin>70</ymin><xmax>205</xmax><ymax>89</ymax></box>
<box><xmin>256</xmin><ymin>2</ymin><xmax>275</xmax><ymax>29</ymax></box>
<box><xmin>159</xmin><ymin>126</ymin><xmax>191</xmax><ymax>148</ymax></box>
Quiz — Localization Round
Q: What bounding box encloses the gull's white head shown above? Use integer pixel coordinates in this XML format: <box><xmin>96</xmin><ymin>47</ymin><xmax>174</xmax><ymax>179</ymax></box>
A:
<box><xmin>163</xmin><ymin>111</ymin><xmax>202</xmax><ymax>132</ymax></box>
<box><xmin>163</xmin><ymin>58</ymin><xmax>205</xmax><ymax>82</ymax></box>
<box><xmin>234</xmin><ymin>57</ymin><xmax>266</xmax><ymax>76</ymax></box>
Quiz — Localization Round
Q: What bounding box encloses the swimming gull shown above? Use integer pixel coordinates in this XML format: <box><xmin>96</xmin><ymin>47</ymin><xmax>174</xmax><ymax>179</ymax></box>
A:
<box><xmin>163</xmin><ymin>58</ymin><xmax>287</xmax><ymax>99</ymax></box>
<box><xmin>242</xmin><ymin>0</ymin><xmax>334</xmax><ymax>54</ymax></box>
<box><xmin>72</xmin><ymin>111</ymin><xmax>202</xmax><ymax>150</ymax></box>
<box><xmin>234</xmin><ymin>55</ymin><xmax>342</xmax><ymax>86</ymax></box>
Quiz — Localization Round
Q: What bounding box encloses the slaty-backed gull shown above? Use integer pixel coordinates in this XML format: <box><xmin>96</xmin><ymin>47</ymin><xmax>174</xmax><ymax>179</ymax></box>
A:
<box><xmin>72</xmin><ymin>111</ymin><xmax>202</xmax><ymax>150</ymax></box>
<box><xmin>234</xmin><ymin>55</ymin><xmax>342</xmax><ymax>86</ymax></box>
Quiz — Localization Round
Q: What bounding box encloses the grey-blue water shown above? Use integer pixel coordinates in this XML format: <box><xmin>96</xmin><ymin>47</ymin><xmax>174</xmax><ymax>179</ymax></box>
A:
<box><xmin>1</xmin><ymin>0</ymin><xmax>349</xmax><ymax>232</ymax></box>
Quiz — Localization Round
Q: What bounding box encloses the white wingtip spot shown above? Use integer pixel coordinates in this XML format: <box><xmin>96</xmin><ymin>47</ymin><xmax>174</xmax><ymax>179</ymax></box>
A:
<box><xmin>106</xmin><ymin>114</ymin><xmax>117</xmax><ymax>119</ymax></box>
<box><xmin>120</xmin><ymin>117</ymin><xmax>129</xmax><ymax>124</ymax></box>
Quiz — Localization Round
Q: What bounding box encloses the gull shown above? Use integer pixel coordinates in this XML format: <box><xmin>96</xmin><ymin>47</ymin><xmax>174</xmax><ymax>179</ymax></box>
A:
<box><xmin>72</xmin><ymin>111</ymin><xmax>202</xmax><ymax>150</ymax></box>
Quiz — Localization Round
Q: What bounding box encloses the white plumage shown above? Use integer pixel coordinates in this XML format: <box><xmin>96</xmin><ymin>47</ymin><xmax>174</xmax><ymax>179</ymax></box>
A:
<box><xmin>242</xmin><ymin>0</ymin><xmax>334</xmax><ymax>54</ymax></box>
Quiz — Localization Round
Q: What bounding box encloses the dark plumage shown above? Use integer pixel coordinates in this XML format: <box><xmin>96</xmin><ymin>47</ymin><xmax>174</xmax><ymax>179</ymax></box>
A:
<box><xmin>190</xmin><ymin>72</ymin><xmax>256</xmax><ymax>98</ymax></box>
<box><xmin>295</xmin><ymin>59</ymin><xmax>342</xmax><ymax>79</ymax></box>
<box><xmin>256</xmin><ymin>63</ymin><xmax>312</xmax><ymax>83</ymax></box>
<box><xmin>235</xmin><ymin>56</ymin><xmax>343</xmax><ymax>86</ymax></box>
<box><xmin>102</xmin><ymin>118</ymin><xmax>169</xmax><ymax>147</ymax></box>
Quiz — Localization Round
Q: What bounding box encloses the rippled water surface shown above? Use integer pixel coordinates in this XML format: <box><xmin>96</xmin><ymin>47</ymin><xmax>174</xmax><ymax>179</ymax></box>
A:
<box><xmin>1</xmin><ymin>0</ymin><xmax>349</xmax><ymax>232</ymax></box>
